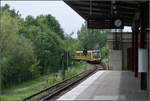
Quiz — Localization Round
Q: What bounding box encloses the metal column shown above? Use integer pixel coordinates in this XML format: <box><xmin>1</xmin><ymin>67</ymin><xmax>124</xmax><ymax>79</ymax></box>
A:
<box><xmin>134</xmin><ymin>21</ymin><xmax>139</xmax><ymax>77</ymax></box>
<box><xmin>132</xmin><ymin>29</ymin><xmax>135</xmax><ymax>72</ymax></box>
<box><xmin>140</xmin><ymin>4</ymin><xmax>148</xmax><ymax>90</ymax></box>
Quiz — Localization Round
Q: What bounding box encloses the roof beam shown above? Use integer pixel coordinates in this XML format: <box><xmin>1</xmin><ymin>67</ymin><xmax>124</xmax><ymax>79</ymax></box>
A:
<box><xmin>70</xmin><ymin>3</ymin><xmax>136</xmax><ymax>14</ymax></box>
<box><xmin>76</xmin><ymin>6</ymin><xmax>135</xmax><ymax>15</ymax></box>
<box><xmin>70</xmin><ymin>1</ymin><xmax>137</xmax><ymax>10</ymax></box>
<box><xmin>79</xmin><ymin>11</ymin><xmax>133</xmax><ymax>20</ymax></box>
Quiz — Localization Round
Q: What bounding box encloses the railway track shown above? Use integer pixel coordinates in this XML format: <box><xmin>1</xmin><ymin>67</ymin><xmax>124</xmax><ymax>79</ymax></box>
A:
<box><xmin>94</xmin><ymin>63</ymin><xmax>106</xmax><ymax>70</ymax></box>
<box><xmin>21</xmin><ymin>65</ymin><xmax>100</xmax><ymax>101</ymax></box>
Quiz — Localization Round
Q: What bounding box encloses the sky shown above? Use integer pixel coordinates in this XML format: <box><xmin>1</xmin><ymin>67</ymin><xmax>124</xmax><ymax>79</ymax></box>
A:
<box><xmin>1</xmin><ymin>1</ymin><xmax>131</xmax><ymax>38</ymax></box>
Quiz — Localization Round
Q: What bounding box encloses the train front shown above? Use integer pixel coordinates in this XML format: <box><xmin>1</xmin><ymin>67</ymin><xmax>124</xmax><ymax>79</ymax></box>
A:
<box><xmin>92</xmin><ymin>50</ymin><xmax>101</xmax><ymax>63</ymax></box>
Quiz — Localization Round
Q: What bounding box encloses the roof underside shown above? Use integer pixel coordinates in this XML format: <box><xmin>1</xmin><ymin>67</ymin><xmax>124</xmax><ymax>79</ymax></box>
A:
<box><xmin>64</xmin><ymin>0</ymin><xmax>149</xmax><ymax>26</ymax></box>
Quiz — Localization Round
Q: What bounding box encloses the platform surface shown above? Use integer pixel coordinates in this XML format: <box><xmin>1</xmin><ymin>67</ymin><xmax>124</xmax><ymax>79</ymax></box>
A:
<box><xmin>57</xmin><ymin>71</ymin><xmax>149</xmax><ymax>101</ymax></box>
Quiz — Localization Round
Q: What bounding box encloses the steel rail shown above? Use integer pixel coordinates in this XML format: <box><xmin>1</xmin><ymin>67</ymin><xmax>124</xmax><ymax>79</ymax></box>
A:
<box><xmin>40</xmin><ymin>67</ymin><xmax>96</xmax><ymax>101</ymax></box>
<box><xmin>21</xmin><ymin>67</ymin><xmax>97</xmax><ymax>101</ymax></box>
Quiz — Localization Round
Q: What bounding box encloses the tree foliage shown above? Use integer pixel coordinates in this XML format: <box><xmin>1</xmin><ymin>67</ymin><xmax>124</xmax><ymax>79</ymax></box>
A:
<box><xmin>0</xmin><ymin>4</ymin><xmax>20</xmax><ymax>18</ymax></box>
<box><xmin>101</xmin><ymin>44</ymin><xmax>109</xmax><ymax>59</ymax></box>
<box><xmin>20</xmin><ymin>15</ymin><xmax>65</xmax><ymax>74</ymax></box>
<box><xmin>0</xmin><ymin>11</ymin><xmax>39</xmax><ymax>88</ymax></box>
<box><xmin>77</xmin><ymin>22</ymin><xmax>110</xmax><ymax>50</ymax></box>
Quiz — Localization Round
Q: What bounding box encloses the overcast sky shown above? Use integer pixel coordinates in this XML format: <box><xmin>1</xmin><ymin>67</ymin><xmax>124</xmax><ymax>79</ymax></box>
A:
<box><xmin>1</xmin><ymin>1</ymin><xmax>131</xmax><ymax>38</ymax></box>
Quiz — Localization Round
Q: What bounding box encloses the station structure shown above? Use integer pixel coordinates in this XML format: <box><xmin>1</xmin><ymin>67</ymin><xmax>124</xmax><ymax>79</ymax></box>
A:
<box><xmin>107</xmin><ymin>32</ymin><xmax>132</xmax><ymax>71</ymax></box>
<box><xmin>58</xmin><ymin>0</ymin><xmax>150</xmax><ymax>100</ymax></box>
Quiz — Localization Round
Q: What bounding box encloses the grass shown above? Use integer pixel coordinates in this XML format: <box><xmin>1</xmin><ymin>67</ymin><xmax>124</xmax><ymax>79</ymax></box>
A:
<box><xmin>0</xmin><ymin>61</ymin><xmax>91</xmax><ymax>101</ymax></box>
<box><xmin>102</xmin><ymin>58</ymin><xmax>109</xmax><ymax>70</ymax></box>
<box><xmin>1</xmin><ymin>76</ymin><xmax>45</xmax><ymax>94</ymax></box>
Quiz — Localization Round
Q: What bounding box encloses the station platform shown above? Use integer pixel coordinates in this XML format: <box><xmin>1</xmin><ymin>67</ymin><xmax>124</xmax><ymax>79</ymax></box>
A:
<box><xmin>57</xmin><ymin>71</ymin><xmax>149</xmax><ymax>101</ymax></box>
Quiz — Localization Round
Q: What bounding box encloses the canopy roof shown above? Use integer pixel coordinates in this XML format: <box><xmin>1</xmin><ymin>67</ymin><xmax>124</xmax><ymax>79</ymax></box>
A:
<box><xmin>64</xmin><ymin>0</ymin><xmax>149</xmax><ymax>26</ymax></box>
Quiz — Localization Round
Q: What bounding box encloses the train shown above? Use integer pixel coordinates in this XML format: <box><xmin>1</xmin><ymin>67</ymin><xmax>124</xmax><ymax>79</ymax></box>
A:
<box><xmin>74</xmin><ymin>50</ymin><xmax>102</xmax><ymax>63</ymax></box>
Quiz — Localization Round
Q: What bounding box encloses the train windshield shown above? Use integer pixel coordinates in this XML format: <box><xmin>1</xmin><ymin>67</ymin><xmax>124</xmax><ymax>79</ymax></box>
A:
<box><xmin>93</xmin><ymin>52</ymin><xmax>100</xmax><ymax>58</ymax></box>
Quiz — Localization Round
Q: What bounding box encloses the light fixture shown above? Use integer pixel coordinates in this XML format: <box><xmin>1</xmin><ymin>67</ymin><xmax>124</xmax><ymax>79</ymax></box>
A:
<box><xmin>112</xmin><ymin>0</ymin><xmax>116</xmax><ymax>4</ymax></box>
<box><xmin>113</xmin><ymin>6</ymin><xmax>116</xmax><ymax>9</ymax></box>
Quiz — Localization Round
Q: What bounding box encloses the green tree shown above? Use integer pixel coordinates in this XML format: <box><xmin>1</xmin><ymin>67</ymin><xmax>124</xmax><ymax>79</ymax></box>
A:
<box><xmin>1</xmin><ymin>4</ymin><xmax>20</xmax><ymax>18</ymax></box>
<box><xmin>64</xmin><ymin>33</ymin><xmax>79</xmax><ymax>57</ymax></box>
<box><xmin>0</xmin><ymin>11</ymin><xmax>39</xmax><ymax>88</ymax></box>
<box><xmin>20</xmin><ymin>14</ymin><xmax>65</xmax><ymax>74</ymax></box>
<box><xmin>35</xmin><ymin>30</ymin><xmax>65</xmax><ymax>74</ymax></box>
<box><xmin>101</xmin><ymin>44</ymin><xmax>109</xmax><ymax>59</ymax></box>
<box><xmin>77</xmin><ymin>22</ymin><xmax>110</xmax><ymax>50</ymax></box>
<box><xmin>36</xmin><ymin>15</ymin><xmax>64</xmax><ymax>39</ymax></box>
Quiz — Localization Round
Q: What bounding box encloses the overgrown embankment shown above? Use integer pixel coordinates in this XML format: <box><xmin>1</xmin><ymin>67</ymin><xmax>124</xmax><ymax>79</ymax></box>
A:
<box><xmin>0</xmin><ymin>62</ymin><xmax>91</xmax><ymax>101</ymax></box>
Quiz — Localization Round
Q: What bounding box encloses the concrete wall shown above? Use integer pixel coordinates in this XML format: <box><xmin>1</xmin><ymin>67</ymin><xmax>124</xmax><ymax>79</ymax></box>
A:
<box><xmin>109</xmin><ymin>50</ymin><xmax>122</xmax><ymax>70</ymax></box>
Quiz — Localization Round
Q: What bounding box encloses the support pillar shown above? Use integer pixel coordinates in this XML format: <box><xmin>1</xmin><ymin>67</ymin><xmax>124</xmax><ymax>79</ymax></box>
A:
<box><xmin>134</xmin><ymin>21</ymin><xmax>138</xmax><ymax>77</ymax></box>
<box><xmin>132</xmin><ymin>29</ymin><xmax>135</xmax><ymax>72</ymax></box>
<box><xmin>140</xmin><ymin>4</ymin><xmax>147</xmax><ymax>90</ymax></box>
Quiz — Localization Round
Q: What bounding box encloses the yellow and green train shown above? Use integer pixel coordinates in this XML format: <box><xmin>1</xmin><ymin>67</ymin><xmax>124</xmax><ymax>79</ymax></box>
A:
<box><xmin>74</xmin><ymin>50</ymin><xmax>101</xmax><ymax>63</ymax></box>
